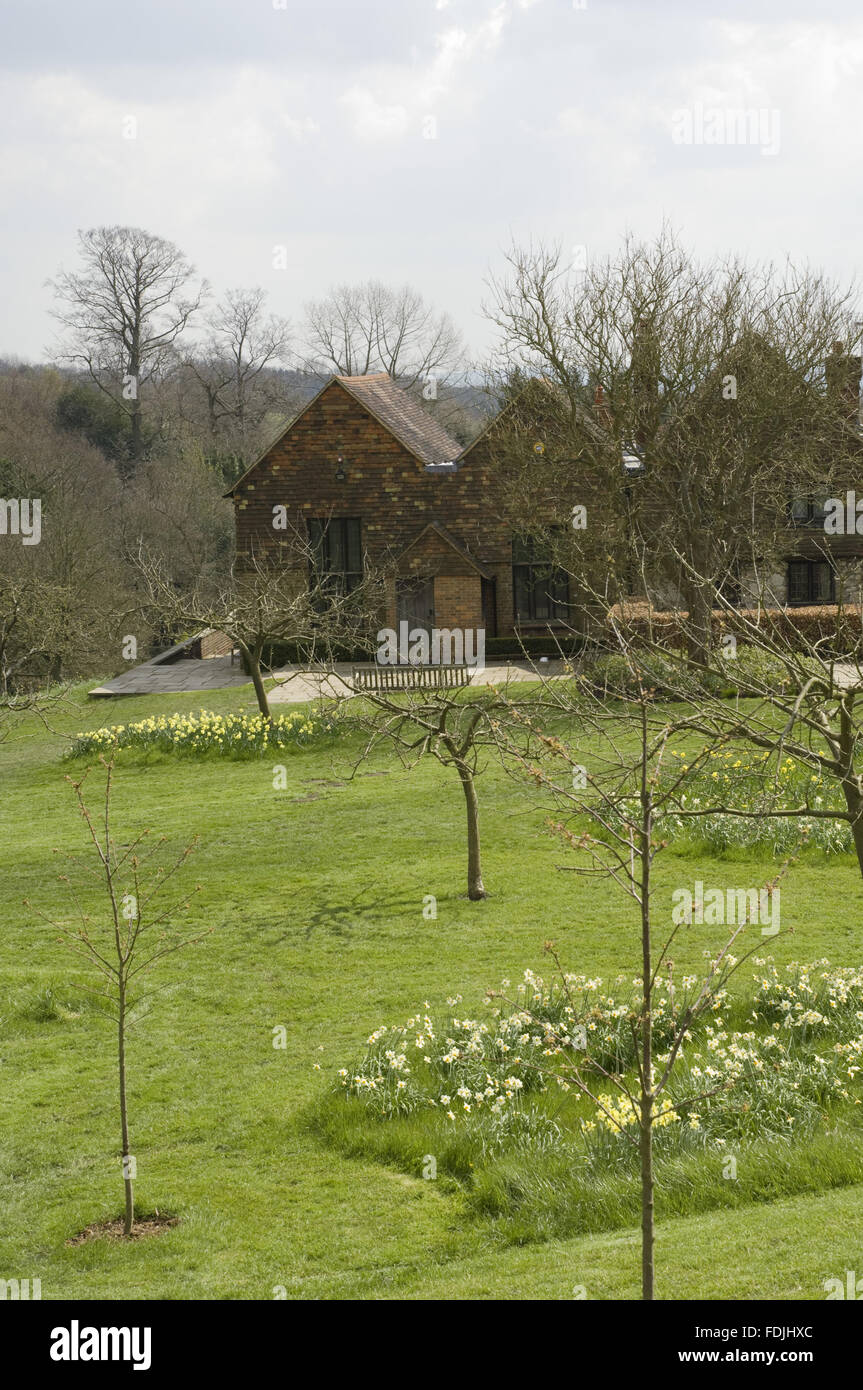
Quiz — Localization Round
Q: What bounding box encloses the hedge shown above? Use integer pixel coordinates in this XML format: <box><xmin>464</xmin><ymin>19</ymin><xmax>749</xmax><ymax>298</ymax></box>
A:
<box><xmin>256</xmin><ymin>633</ymin><xmax>585</xmax><ymax>671</ymax></box>
<box><xmin>617</xmin><ymin>605</ymin><xmax>862</xmax><ymax>656</ymax></box>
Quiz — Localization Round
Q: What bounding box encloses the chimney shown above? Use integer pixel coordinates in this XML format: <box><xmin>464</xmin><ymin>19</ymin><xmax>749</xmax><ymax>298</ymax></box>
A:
<box><xmin>593</xmin><ymin>381</ymin><xmax>612</xmax><ymax>429</ymax></box>
<box><xmin>826</xmin><ymin>341</ymin><xmax>861</xmax><ymax>423</ymax></box>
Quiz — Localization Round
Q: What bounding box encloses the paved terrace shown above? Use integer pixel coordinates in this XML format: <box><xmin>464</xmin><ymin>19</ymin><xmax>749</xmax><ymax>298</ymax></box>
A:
<box><xmin>89</xmin><ymin>659</ymin><xmax>567</xmax><ymax>701</ymax></box>
<box><xmin>90</xmin><ymin>657</ymin><xmax>863</xmax><ymax>703</ymax></box>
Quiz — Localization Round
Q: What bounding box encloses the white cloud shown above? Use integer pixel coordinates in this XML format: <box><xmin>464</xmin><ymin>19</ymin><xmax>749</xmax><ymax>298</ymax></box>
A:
<box><xmin>3</xmin><ymin>1</ymin><xmax>863</xmax><ymax>363</ymax></box>
<box><xmin>339</xmin><ymin>86</ymin><xmax>410</xmax><ymax>141</ymax></box>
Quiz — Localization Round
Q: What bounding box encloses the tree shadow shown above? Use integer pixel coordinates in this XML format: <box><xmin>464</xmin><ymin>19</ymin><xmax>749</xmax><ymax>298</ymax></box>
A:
<box><xmin>300</xmin><ymin>885</ymin><xmax>418</xmax><ymax>941</ymax></box>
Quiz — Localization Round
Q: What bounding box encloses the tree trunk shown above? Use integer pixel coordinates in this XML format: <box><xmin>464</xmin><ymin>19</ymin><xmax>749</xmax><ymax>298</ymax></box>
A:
<box><xmin>130</xmin><ymin>402</ymin><xmax>142</xmax><ymax>461</ymax></box>
<box><xmin>640</xmin><ymin>1089</ymin><xmax>654</xmax><ymax>1300</ymax></box>
<box><xmin>118</xmin><ymin>980</ymin><xmax>134</xmax><ymax>1237</ymax></box>
<box><xmin>842</xmin><ymin>782</ymin><xmax>863</xmax><ymax>875</ymax></box>
<box><xmin>640</xmin><ymin>756</ymin><xmax>655</xmax><ymax>1300</ymax></box>
<box><xmin>684</xmin><ymin>579</ymin><xmax>713</xmax><ymax>668</ymax></box>
<box><xmin>128</xmin><ymin>329</ymin><xmax>143</xmax><ymax>466</ymax></box>
<box><xmin>239</xmin><ymin>641</ymin><xmax>272</xmax><ymax>721</ymax></box>
<box><xmin>839</xmin><ymin>701</ymin><xmax>863</xmax><ymax>881</ymax></box>
<box><xmin>456</xmin><ymin>762</ymin><xmax>487</xmax><ymax>900</ymax></box>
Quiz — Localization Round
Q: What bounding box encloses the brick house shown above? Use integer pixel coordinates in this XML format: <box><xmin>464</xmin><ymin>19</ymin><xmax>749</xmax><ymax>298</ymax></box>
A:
<box><xmin>227</xmin><ymin>372</ymin><xmax>571</xmax><ymax>641</ymax></box>
<box><xmin>227</xmin><ymin>357</ymin><xmax>863</xmax><ymax>647</ymax></box>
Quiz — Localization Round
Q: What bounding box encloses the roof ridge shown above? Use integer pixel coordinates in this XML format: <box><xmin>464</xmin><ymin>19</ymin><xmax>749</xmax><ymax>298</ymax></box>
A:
<box><xmin>225</xmin><ymin>372</ymin><xmax>465</xmax><ymax>494</ymax></box>
<box><xmin>336</xmin><ymin>373</ymin><xmax>463</xmax><ymax>467</ymax></box>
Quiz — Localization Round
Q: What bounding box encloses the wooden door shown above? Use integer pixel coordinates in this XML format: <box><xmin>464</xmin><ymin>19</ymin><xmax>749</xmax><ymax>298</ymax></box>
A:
<box><xmin>396</xmin><ymin>578</ymin><xmax>435</xmax><ymax>634</ymax></box>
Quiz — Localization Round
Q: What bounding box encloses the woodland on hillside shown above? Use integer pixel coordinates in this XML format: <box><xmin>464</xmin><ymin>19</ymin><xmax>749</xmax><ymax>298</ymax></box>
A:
<box><xmin>0</xmin><ymin>225</ymin><xmax>489</xmax><ymax>689</ymax></box>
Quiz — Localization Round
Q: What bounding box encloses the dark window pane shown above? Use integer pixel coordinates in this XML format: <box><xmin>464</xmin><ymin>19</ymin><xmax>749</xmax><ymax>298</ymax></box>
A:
<box><xmin>512</xmin><ymin>549</ymin><xmax>568</xmax><ymax>620</ymax></box>
<box><xmin>787</xmin><ymin>559</ymin><xmax>834</xmax><ymax>605</ymax></box>
<box><xmin>811</xmin><ymin>562</ymin><xmax>832</xmax><ymax>602</ymax></box>
<box><xmin>307</xmin><ymin>518</ymin><xmax>363</xmax><ymax>595</ymax></box>
<box><xmin>787</xmin><ymin>562</ymin><xmax>808</xmax><ymax>603</ymax></box>
<box><xmin>533</xmin><ymin>584</ymin><xmax>551</xmax><ymax>620</ymax></box>
<box><xmin>308</xmin><ymin>518</ymin><xmax>325</xmax><ymax>564</ymax></box>
<box><xmin>345</xmin><ymin>519</ymin><xmax>362</xmax><ymax>576</ymax></box>
<box><xmin>513</xmin><ymin>567</ymin><xmax>531</xmax><ymax>618</ymax></box>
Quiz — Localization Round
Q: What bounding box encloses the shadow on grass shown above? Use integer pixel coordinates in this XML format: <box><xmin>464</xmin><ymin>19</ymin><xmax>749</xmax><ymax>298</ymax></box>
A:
<box><xmin>218</xmin><ymin>885</ymin><xmax>435</xmax><ymax>946</ymax></box>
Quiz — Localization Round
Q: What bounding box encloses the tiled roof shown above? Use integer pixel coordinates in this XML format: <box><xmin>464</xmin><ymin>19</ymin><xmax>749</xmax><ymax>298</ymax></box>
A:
<box><xmin>337</xmin><ymin>373</ymin><xmax>463</xmax><ymax>467</ymax></box>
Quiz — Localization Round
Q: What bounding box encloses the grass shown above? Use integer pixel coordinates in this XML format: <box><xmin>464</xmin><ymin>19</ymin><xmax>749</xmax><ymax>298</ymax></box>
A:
<box><xmin>1</xmin><ymin>680</ymin><xmax>863</xmax><ymax>1299</ymax></box>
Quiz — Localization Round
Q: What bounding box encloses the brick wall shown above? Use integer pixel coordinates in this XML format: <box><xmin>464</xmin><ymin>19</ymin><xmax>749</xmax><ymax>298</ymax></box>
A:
<box><xmin>233</xmin><ymin>379</ymin><xmax>525</xmax><ymax>633</ymax></box>
<box><xmin>230</xmin><ymin>378</ymin><xmax>606</xmax><ymax>638</ymax></box>
<box><xmin>432</xmin><ymin>576</ymin><xmax>484</xmax><ymax>630</ymax></box>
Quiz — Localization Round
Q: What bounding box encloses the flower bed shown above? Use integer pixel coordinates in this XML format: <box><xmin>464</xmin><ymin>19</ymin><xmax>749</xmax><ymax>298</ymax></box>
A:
<box><xmin>332</xmin><ymin>960</ymin><xmax>863</xmax><ymax>1162</ymax></box>
<box><xmin>66</xmin><ymin>708</ymin><xmax>341</xmax><ymax>760</ymax></box>
<box><xmin>662</xmin><ymin>749</ymin><xmax>853</xmax><ymax>855</ymax></box>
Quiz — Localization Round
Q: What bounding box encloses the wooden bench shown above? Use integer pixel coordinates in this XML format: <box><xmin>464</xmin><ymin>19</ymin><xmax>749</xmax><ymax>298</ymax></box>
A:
<box><xmin>350</xmin><ymin>663</ymin><xmax>473</xmax><ymax>692</ymax></box>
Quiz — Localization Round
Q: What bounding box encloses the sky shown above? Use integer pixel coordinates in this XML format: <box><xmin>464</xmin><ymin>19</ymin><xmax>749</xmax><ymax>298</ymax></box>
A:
<box><xmin>1</xmin><ymin>0</ymin><xmax>862</xmax><ymax>366</ymax></box>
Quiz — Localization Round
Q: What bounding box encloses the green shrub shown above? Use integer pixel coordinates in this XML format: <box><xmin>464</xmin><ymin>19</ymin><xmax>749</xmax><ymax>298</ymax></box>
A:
<box><xmin>717</xmin><ymin>644</ymin><xmax>795</xmax><ymax>695</ymax></box>
<box><xmin>258</xmin><ymin>640</ymin><xmax>375</xmax><ymax>669</ymax></box>
<box><xmin>484</xmin><ymin>635</ymin><xmax>585</xmax><ymax>660</ymax></box>
<box><xmin>582</xmin><ymin>649</ymin><xmax>733</xmax><ymax>700</ymax></box>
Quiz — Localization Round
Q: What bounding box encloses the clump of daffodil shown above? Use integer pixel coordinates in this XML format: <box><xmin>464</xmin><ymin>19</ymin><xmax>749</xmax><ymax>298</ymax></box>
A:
<box><xmin>333</xmin><ymin>960</ymin><xmax>863</xmax><ymax>1156</ymax></box>
<box><xmin>66</xmin><ymin>706</ymin><xmax>342</xmax><ymax>761</ymax></box>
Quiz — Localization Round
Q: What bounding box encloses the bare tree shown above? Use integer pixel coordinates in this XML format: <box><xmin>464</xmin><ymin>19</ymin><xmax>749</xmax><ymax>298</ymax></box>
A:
<box><xmin>484</xmin><ymin>227</ymin><xmax>861</xmax><ymax>660</ymax></box>
<box><xmin>49</xmin><ymin>226</ymin><xmax>207</xmax><ymax>465</ymax></box>
<box><xmin>303</xmin><ymin>280</ymin><xmax>464</xmax><ymax>389</ymax></box>
<box><xmin>492</xmin><ymin>658</ymin><xmax>796</xmax><ymax>1298</ymax></box>
<box><xmin>0</xmin><ymin>574</ymin><xmax>76</xmax><ymax>693</ymax></box>
<box><xmin>343</xmin><ymin>677</ymin><xmax>525</xmax><ymax>900</ymax></box>
<box><xmin>36</xmin><ymin>760</ymin><xmax>207</xmax><ymax>1237</ymax></box>
<box><xmin>187</xmin><ymin>287</ymin><xmax>291</xmax><ymax>453</ymax></box>
<box><xmin>138</xmin><ymin>535</ymin><xmax>384</xmax><ymax>721</ymax></box>
<box><xmin>0</xmin><ymin>368</ymin><xmax>136</xmax><ymax>681</ymax></box>
<box><xmin>603</xmin><ymin>558</ymin><xmax>863</xmax><ymax>886</ymax></box>
<box><xmin>123</xmin><ymin>443</ymin><xmax>234</xmax><ymax>594</ymax></box>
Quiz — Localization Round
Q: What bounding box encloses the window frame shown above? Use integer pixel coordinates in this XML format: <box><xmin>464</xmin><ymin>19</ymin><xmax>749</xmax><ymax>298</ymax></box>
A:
<box><xmin>789</xmin><ymin>493</ymin><xmax>831</xmax><ymax>527</ymax></box>
<box><xmin>308</xmin><ymin>517</ymin><xmax>364</xmax><ymax>596</ymax></box>
<box><xmin>786</xmin><ymin>558</ymin><xmax>835</xmax><ymax>606</ymax></box>
<box><xmin>511</xmin><ymin>535</ymin><xmax>570</xmax><ymax>623</ymax></box>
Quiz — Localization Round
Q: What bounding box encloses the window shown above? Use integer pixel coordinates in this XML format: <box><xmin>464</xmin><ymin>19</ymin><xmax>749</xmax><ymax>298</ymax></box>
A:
<box><xmin>512</xmin><ymin>537</ymin><xmax>569</xmax><ymax>622</ymax></box>
<box><xmin>308</xmin><ymin>518</ymin><xmax>363</xmax><ymax>595</ymax></box>
<box><xmin>787</xmin><ymin>559</ymin><xmax>834</xmax><ymax>605</ymax></box>
<box><xmin>789</xmin><ymin>494</ymin><xmax>830</xmax><ymax>526</ymax></box>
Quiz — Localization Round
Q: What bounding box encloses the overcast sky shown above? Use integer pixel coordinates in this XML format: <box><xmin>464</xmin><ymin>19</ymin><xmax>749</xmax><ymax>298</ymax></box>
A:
<box><xmin>2</xmin><ymin>0</ymin><xmax>861</xmax><ymax>366</ymax></box>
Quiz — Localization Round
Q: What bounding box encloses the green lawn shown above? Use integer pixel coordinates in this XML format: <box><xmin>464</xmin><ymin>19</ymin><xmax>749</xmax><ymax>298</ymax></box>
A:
<box><xmin>1</xmin><ymin>682</ymin><xmax>862</xmax><ymax>1300</ymax></box>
